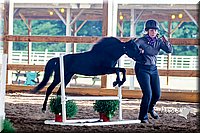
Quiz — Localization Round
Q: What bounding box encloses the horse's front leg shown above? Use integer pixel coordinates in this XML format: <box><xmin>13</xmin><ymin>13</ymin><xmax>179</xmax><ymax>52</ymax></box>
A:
<box><xmin>102</xmin><ymin>67</ymin><xmax>124</xmax><ymax>87</ymax></box>
<box><xmin>113</xmin><ymin>69</ymin><xmax>120</xmax><ymax>87</ymax></box>
<box><xmin>118</xmin><ymin>68</ymin><xmax>126</xmax><ymax>87</ymax></box>
<box><xmin>113</xmin><ymin>68</ymin><xmax>126</xmax><ymax>87</ymax></box>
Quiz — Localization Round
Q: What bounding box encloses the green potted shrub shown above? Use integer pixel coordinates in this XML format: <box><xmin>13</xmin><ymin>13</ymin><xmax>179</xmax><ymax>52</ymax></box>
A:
<box><xmin>93</xmin><ymin>100</ymin><xmax>119</xmax><ymax>122</ymax></box>
<box><xmin>2</xmin><ymin>118</ymin><xmax>15</xmax><ymax>133</ymax></box>
<box><xmin>49</xmin><ymin>96</ymin><xmax>78</xmax><ymax>122</ymax></box>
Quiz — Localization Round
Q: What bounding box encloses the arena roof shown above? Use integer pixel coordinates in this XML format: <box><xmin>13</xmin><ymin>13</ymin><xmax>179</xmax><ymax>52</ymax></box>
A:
<box><xmin>0</xmin><ymin>0</ymin><xmax>198</xmax><ymax>22</ymax></box>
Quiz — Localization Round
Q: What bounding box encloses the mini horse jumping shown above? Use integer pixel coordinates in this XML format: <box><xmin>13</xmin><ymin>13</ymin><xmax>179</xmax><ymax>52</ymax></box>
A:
<box><xmin>30</xmin><ymin>37</ymin><xmax>144</xmax><ymax>112</ymax></box>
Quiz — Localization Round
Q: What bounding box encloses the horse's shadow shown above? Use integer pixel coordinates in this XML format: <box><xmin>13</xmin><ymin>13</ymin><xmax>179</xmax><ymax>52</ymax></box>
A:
<box><xmin>30</xmin><ymin>36</ymin><xmax>145</xmax><ymax>112</ymax></box>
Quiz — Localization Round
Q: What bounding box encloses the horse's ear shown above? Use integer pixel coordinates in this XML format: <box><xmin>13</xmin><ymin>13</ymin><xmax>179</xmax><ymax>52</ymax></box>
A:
<box><xmin>131</xmin><ymin>38</ymin><xmax>138</xmax><ymax>42</ymax></box>
<box><xmin>130</xmin><ymin>38</ymin><xmax>137</xmax><ymax>44</ymax></box>
<box><xmin>132</xmin><ymin>38</ymin><xmax>137</xmax><ymax>41</ymax></box>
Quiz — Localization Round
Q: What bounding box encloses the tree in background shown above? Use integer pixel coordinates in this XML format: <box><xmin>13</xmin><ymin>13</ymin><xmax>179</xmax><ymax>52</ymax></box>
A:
<box><xmin>12</xmin><ymin>19</ymin><xmax>198</xmax><ymax>56</ymax></box>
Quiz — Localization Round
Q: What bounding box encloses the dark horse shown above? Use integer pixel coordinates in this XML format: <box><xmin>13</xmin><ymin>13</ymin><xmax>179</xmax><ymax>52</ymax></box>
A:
<box><xmin>30</xmin><ymin>37</ymin><xmax>144</xmax><ymax>112</ymax></box>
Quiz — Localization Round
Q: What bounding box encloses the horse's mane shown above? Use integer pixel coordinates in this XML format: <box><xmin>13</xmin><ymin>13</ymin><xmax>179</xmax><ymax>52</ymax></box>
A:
<box><xmin>91</xmin><ymin>37</ymin><xmax>122</xmax><ymax>51</ymax></box>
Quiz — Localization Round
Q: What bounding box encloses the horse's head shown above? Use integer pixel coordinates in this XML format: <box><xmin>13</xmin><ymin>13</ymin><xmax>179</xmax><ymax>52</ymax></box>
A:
<box><xmin>123</xmin><ymin>39</ymin><xmax>145</xmax><ymax>62</ymax></box>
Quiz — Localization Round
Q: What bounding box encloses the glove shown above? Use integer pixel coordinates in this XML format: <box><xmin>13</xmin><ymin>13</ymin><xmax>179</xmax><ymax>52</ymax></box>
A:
<box><xmin>161</xmin><ymin>35</ymin><xmax>168</xmax><ymax>42</ymax></box>
<box><xmin>139</xmin><ymin>48</ymin><xmax>144</xmax><ymax>54</ymax></box>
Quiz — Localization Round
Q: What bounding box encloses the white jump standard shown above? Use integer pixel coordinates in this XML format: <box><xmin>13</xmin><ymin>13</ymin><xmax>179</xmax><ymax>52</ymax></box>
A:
<box><xmin>44</xmin><ymin>54</ymin><xmax>141</xmax><ymax>126</ymax></box>
<box><xmin>0</xmin><ymin>54</ymin><xmax>8</xmax><ymax>132</ymax></box>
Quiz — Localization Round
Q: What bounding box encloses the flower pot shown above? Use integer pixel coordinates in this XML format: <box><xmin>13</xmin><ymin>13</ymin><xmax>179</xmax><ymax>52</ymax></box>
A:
<box><xmin>99</xmin><ymin>113</ymin><xmax>110</xmax><ymax>122</ymax></box>
<box><xmin>55</xmin><ymin>114</ymin><xmax>62</xmax><ymax>122</ymax></box>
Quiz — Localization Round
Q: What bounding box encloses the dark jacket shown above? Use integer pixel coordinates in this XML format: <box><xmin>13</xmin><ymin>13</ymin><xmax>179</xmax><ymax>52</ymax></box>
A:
<box><xmin>135</xmin><ymin>35</ymin><xmax>173</xmax><ymax>65</ymax></box>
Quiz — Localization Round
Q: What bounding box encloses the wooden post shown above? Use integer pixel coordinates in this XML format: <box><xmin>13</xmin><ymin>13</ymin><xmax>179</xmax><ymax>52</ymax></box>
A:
<box><xmin>101</xmin><ymin>0</ymin><xmax>108</xmax><ymax>88</ymax></box>
<box><xmin>3</xmin><ymin>1</ymin><xmax>9</xmax><ymax>55</ymax></box>
<box><xmin>3</xmin><ymin>0</ymin><xmax>9</xmax><ymax>83</ymax></box>
<box><xmin>167</xmin><ymin>17</ymin><xmax>172</xmax><ymax>86</ymax></box>
<box><xmin>28</xmin><ymin>20</ymin><xmax>32</xmax><ymax>64</ymax></box>
<box><xmin>102</xmin><ymin>0</ymin><xmax>108</xmax><ymax>36</ymax></box>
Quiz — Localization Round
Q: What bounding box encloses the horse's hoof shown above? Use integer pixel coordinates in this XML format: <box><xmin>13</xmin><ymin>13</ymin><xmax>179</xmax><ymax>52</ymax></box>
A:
<box><xmin>113</xmin><ymin>82</ymin><xmax>118</xmax><ymax>87</ymax></box>
<box><xmin>42</xmin><ymin>108</ymin><xmax>46</xmax><ymax>113</ymax></box>
<box><xmin>118</xmin><ymin>82</ymin><xmax>124</xmax><ymax>87</ymax></box>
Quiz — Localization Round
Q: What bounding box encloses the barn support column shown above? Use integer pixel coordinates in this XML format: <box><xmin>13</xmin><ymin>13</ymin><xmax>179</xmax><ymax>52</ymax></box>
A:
<box><xmin>8</xmin><ymin>0</ymin><xmax>13</xmax><ymax>64</ymax></box>
<box><xmin>129</xmin><ymin>9</ymin><xmax>144</xmax><ymax>90</ymax></box>
<box><xmin>166</xmin><ymin>17</ymin><xmax>172</xmax><ymax>87</ymax></box>
<box><xmin>3</xmin><ymin>0</ymin><xmax>9</xmax><ymax>84</ymax></box>
<box><xmin>183</xmin><ymin>9</ymin><xmax>198</xmax><ymax>27</ymax></box>
<box><xmin>28</xmin><ymin>20</ymin><xmax>32</xmax><ymax>64</ymax></box>
<box><xmin>65</xmin><ymin>8</ymin><xmax>71</xmax><ymax>53</ymax></box>
<box><xmin>129</xmin><ymin>9</ymin><xmax>136</xmax><ymax>90</ymax></box>
<box><xmin>106</xmin><ymin>0</ymin><xmax>118</xmax><ymax>89</ymax></box>
<box><xmin>18</xmin><ymin>11</ymin><xmax>32</xmax><ymax>64</ymax></box>
<box><xmin>101</xmin><ymin>0</ymin><xmax>108</xmax><ymax>88</ymax></box>
<box><xmin>4</xmin><ymin>0</ymin><xmax>14</xmax><ymax>84</ymax></box>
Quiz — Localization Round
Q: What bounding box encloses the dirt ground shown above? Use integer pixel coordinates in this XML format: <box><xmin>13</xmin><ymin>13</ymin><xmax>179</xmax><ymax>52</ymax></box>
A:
<box><xmin>4</xmin><ymin>92</ymin><xmax>200</xmax><ymax>133</ymax></box>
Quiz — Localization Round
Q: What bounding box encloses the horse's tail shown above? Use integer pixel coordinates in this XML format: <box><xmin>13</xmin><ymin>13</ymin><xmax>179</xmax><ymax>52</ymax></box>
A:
<box><xmin>30</xmin><ymin>57</ymin><xmax>59</xmax><ymax>93</ymax></box>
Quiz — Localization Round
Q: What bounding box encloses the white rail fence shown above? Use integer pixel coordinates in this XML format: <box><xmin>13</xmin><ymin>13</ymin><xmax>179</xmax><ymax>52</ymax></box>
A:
<box><xmin>10</xmin><ymin>50</ymin><xmax>198</xmax><ymax>70</ymax></box>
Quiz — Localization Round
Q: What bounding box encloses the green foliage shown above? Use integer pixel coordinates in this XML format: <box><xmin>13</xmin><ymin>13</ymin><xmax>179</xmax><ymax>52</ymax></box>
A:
<box><xmin>13</xmin><ymin>20</ymin><xmax>29</xmax><ymax>51</ymax></box>
<box><xmin>32</xmin><ymin>42</ymin><xmax>66</xmax><ymax>52</ymax></box>
<box><xmin>32</xmin><ymin>20</ymin><xmax>66</xmax><ymax>36</ymax></box>
<box><xmin>172</xmin><ymin>22</ymin><xmax>198</xmax><ymax>38</ymax></box>
<box><xmin>2</xmin><ymin>119</ymin><xmax>15</xmax><ymax>133</ymax></box>
<box><xmin>76</xmin><ymin>21</ymin><xmax>102</xmax><ymax>36</ymax></box>
<box><xmin>172</xmin><ymin>45</ymin><xmax>198</xmax><ymax>56</ymax></box>
<box><xmin>76</xmin><ymin>43</ymin><xmax>93</xmax><ymax>53</ymax></box>
<box><xmin>93</xmin><ymin>100</ymin><xmax>119</xmax><ymax>118</ymax></box>
<box><xmin>10</xmin><ymin>19</ymin><xmax>198</xmax><ymax>56</ymax></box>
<box><xmin>13</xmin><ymin>20</ymin><xmax>28</xmax><ymax>35</ymax></box>
<box><xmin>49</xmin><ymin>96</ymin><xmax>78</xmax><ymax>118</ymax></box>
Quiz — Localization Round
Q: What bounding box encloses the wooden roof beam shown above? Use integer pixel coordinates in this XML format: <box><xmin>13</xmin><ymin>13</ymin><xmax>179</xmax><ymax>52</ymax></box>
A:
<box><xmin>70</xmin><ymin>9</ymin><xmax>85</xmax><ymax>26</ymax></box>
<box><xmin>18</xmin><ymin>12</ymin><xmax>31</xmax><ymax>31</ymax></box>
<box><xmin>133</xmin><ymin>9</ymin><xmax>144</xmax><ymax>26</ymax></box>
<box><xmin>13</xmin><ymin>8</ymin><xmax>20</xmax><ymax>16</ymax></box>
<box><xmin>170</xmin><ymin>20</ymin><xmax>184</xmax><ymax>34</ymax></box>
<box><xmin>183</xmin><ymin>9</ymin><xmax>198</xmax><ymax>27</ymax></box>
<box><xmin>74</xmin><ymin>20</ymin><xmax>88</xmax><ymax>34</ymax></box>
<box><xmin>53</xmin><ymin>8</ymin><xmax>66</xmax><ymax>25</ymax></box>
<box><xmin>161</xmin><ymin>20</ymin><xmax>184</xmax><ymax>35</ymax></box>
<box><xmin>117</xmin><ymin>22</ymin><xmax>123</xmax><ymax>34</ymax></box>
<box><xmin>160</xmin><ymin>23</ymin><xmax>168</xmax><ymax>32</ymax></box>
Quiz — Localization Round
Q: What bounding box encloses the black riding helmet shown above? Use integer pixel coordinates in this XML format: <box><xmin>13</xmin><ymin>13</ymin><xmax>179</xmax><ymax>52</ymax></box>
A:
<box><xmin>145</xmin><ymin>19</ymin><xmax>160</xmax><ymax>31</ymax></box>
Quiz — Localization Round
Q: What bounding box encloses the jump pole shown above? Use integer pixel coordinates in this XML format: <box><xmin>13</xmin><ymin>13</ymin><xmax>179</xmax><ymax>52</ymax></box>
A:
<box><xmin>118</xmin><ymin>85</ymin><xmax>122</xmax><ymax>120</ymax></box>
<box><xmin>59</xmin><ymin>53</ymin><xmax>122</xmax><ymax>121</ymax></box>
<box><xmin>59</xmin><ymin>53</ymin><xmax>67</xmax><ymax>123</ymax></box>
<box><xmin>0</xmin><ymin>54</ymin><xmax>7</xmax><ymax>132</ymax></box>
<box><xmin>44</xmin><ymin>54</ymin><xmax>141</xmax><ymax>125</ymax></box>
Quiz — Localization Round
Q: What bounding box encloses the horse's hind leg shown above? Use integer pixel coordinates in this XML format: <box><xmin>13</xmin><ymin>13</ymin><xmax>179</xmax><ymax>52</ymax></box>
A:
<box><xmin>42</xmin><ymin>77</ymin><xmax>60</xmax><ymax>112</ymax></box>
<box><xmin>56</xmin><ymin>73</ymin><xmax>74</xmax><ymax>96</ymax></box>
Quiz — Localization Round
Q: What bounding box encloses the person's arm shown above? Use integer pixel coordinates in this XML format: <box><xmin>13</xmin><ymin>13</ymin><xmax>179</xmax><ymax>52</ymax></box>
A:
<box><xmin>159</xmin><ymin>35</ymin><xmax>173</xmax><ymax>53</ymax></box>
<box><xmin>135</xmin><ymin>38</ymin><xmax>159</xmax><ymax>56</ymax></box>
<box><xmin>133</xmin><ymin>38</ymin><xmax>144</xmax><ymax>54</ymax></box>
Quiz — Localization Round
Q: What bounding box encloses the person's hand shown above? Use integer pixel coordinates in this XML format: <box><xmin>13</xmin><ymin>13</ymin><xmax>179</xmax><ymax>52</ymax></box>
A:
<box><xmin>139</xmin><ymin>48</ymin><xmax>144</xmax><ymax>54</ymax></box>
<box><xmin>161</xmin><ymin>35</ymin><xmax>168</xmax><ymax>42</ymax></box>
